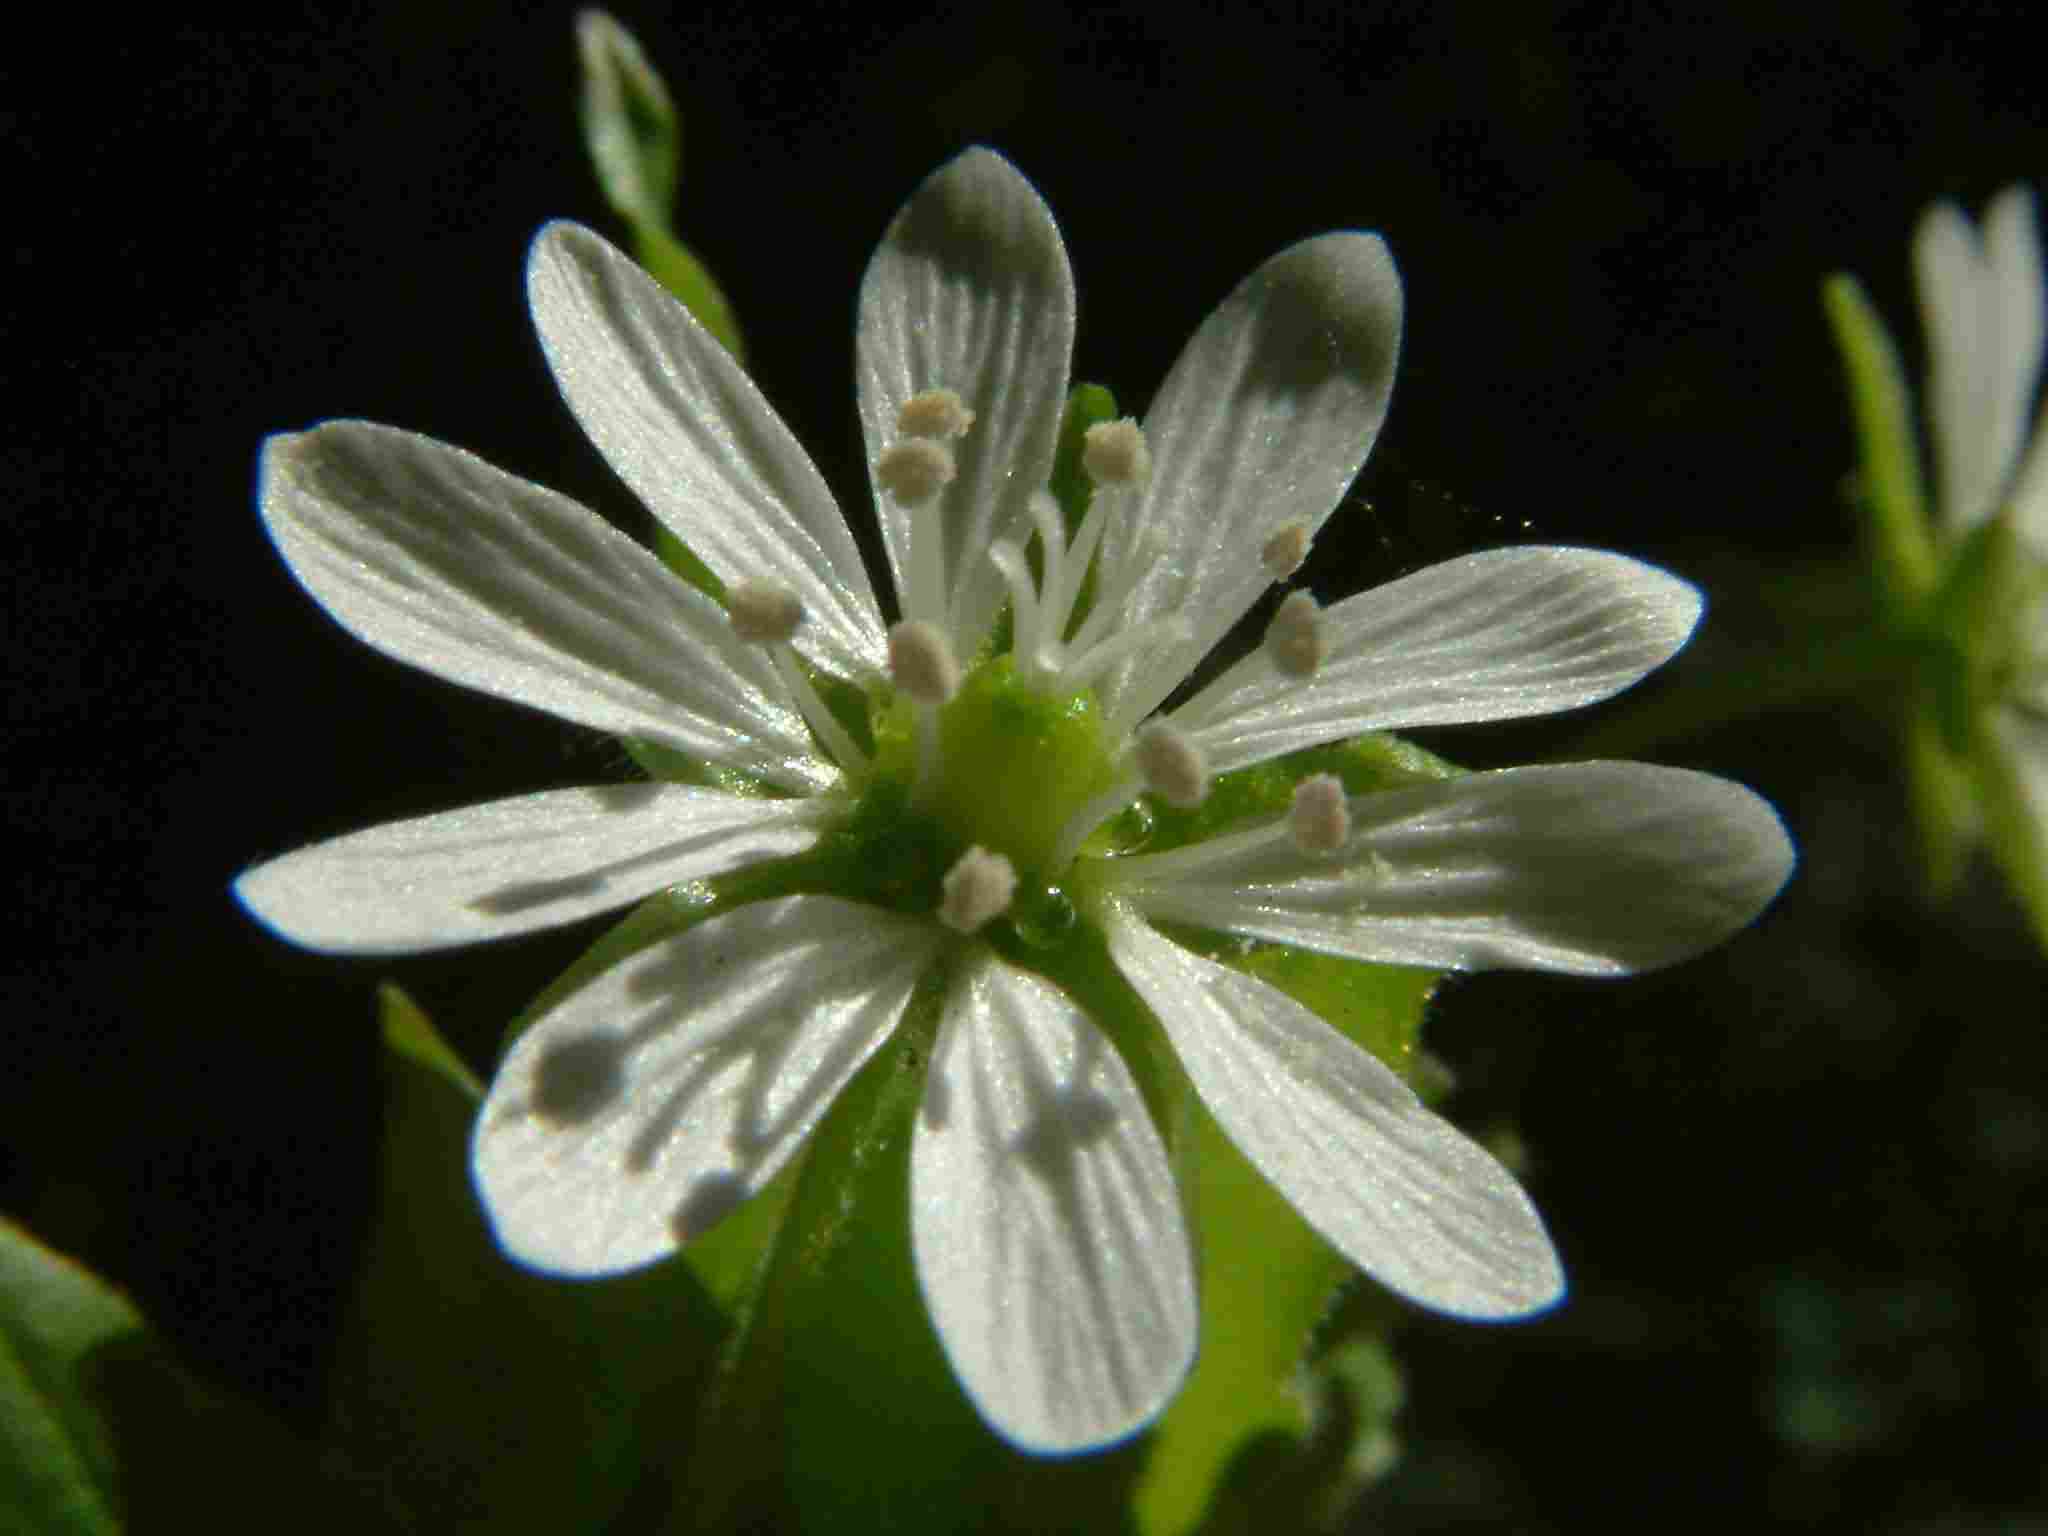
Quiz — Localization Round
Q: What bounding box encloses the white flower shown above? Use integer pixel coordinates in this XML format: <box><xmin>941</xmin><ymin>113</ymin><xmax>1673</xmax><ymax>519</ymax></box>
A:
<box><xmin>236</xmin><ymin>149</ymin><xmax>1793</xmax><ymax>1454</ymax></box>
<box><xmin>1910</xmin><ymin>185</ymin><xmax>2048</xmax><ymax>899</ymax></box>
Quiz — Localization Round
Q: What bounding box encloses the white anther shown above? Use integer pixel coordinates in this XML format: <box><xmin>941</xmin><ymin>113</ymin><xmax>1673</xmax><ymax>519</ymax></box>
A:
<box><xmin>1288</xmin><ymin>773</ymin><xmax>1351</xmax><ymax>855</ymax></box>
<box><xmin>1133</xmin><ymin>721</ymin><xmax>1209</xmax><ymax>810</ymax></box>
<box><xmin>889</xmin><ymin>620</ymin><xmax>960</xmax><ymax>705</ymax></box>
<box><xmin>1261</xmin><ymin>521</ymin><xmax>1312</xmax><ymax>581</ymax></box>
<box><xmin>1264</xmin><ymin>590</ymin><xmax>1326</xmax><ymax>678</ymax></box>
<box><xmin>896</xmin><ymin>388</ymin><xmax>976</xmax><ymax>440</ymax></box>
<box><xmin>727</xmin><ymin>578</ymin><xmax>805</xmax><ymax>644</ymax></box>
<box><xmin>1082</xmin><ymin>418</ymin><xmax>1152</xmax><ymax>489</ymax></box>
<box><xmin>877</xmin><ymin>439</ymin><xmax>956</xmax><ymax>506</ymax></box>
<box><xmin>939</xmin><ymin>846</ymin><xmax>1017</xmax><ymax>934</ymax></box>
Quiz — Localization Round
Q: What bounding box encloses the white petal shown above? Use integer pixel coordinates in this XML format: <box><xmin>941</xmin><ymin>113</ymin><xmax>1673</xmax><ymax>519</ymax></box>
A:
<box><xmin>857</xmin><ymin>148</ymin><xmax>1076</xmax><ymax>653</ymax></box>
<box><xmin>260</xmin><ymin>423</ymin><xmax>831</xmax><ymax>792</ymax></box>
<box><xmin>1915</xmin><ymin>190</ymin><xmax>2045</xmax><ymax>533</ymax></box>
<box><xmin>473</xmin><ymin>896</ymin><xmax>941</xmax><ymax>1276</ymax></box>
<box><xmin>1099</xmin><ymin>762</ymin><xmax>1794</xmax><ymax>975</ymax></box>
<box><xmin>235</xmin><ymin>784</ymin><xmax>826</xmax><ymax>955</ymax></box>
<box><xmin>1106</xmin><ymin>914</ymin><xmax>1562</xmax><ymax>1318</ymax></box>
<box><xmin>1093</xmin><ymin>233</ymin><xmax>1402</xmax><ymax>730</ymax></box>
<box><xmin>1171</xmin><ymin>548</ymin><xmax>1701</xmax><ymax>774</ymax></box>
<box><xmin>527</xmin><ymin>222</ymin><xmax>888</xmax><ymax>681</ymax></box>
<box><xmin>912</xmin><ymin>953</ymin><xmax>1196</xmax><ymax>1454</ymax></box>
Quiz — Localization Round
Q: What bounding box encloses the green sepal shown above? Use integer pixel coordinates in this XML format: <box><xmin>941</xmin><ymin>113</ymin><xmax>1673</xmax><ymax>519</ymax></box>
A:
<box><xmin>0</xmin><ymin>1217</ymin><xmax>403</xmax><ymax>1534</ymax></box>
<box><xmin>665</xmin><ymin>959</ymin><xmax>1150</xmax><ymax>1535</ymax></box>
<box><xmin>1186</xmin><ymin>1332</ymin><xmax>1406</xmax><ymax>1536</ymax></box>
<box><xmin>1966</xmin><ymin>708</ymin><xmax>2048</xmax><ymax>951</ymax></box>
<box><xmin>1902</xmin><ymin>701</ymin><xmax>1980</xmax><ymax>900</ymax></box>
<box><xmin>1125</xmin><ymin>733</ymin><xmax>1457</xmax><ymax>1535</ymax></box>
<box><xmin>1823</xmin><ymin>273</ymin><xmax>1937</xmax><ymax>615</ymax></box>
<box><xmin>323</xmin><ymin>985</ymin><xmax>730</xmax><ymax>1532</ymax></box>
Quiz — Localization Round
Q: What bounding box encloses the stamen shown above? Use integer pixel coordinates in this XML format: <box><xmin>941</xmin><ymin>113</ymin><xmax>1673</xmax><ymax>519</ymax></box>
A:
<box><xmin>1082</xmin><ymin>418</ymin><xmax>1152</xmax><ymax>489</ymax></box>
<box><xmin>1049</xmin><ymin>773</ymin><xmax>1143</xmax><ymax>870</ymax></box>
<box><xmin>1064</xmin><ymin>528</ymin><xmax>1168</xmax><ymax>660</ymax></box>
<box><xmin>1062</xmin><ymin>613</ymin><xmax>1194</xmax><ymax>692</ymax></box>
<box><xmin>986</xmin><ymin>539</ymin><xmax>1044</xmax><ymax>676</ymax></box>
<box><xmin>877</xmin><ymin>439</ymin><xmax>956</xmax><ymax>506</ymax></box>
<box><xmin>938</xmin><ymin>846</ymin><xmax>1017</xmax><ymax>934</ymax></box>
<box><xmin>727</xmin><ymin>578</ymin><xmax>804</xmax><ymax>644</ymax></box>
<box><xmin>1288</xmin><ymin>773</ymin><xmax>1351</xmax><ymax>854</ymax></box>
<box><xmin>1133</xmin><ymin>721</ymin><xmax>1209</xmax><ymax>809</ymax></box>
<box><xmin>897</xmin><ymin>388</ymin><xmax>976</xmax><ymax>440</ymax></box>
<box><xmin>888</xmin><ymin>620</ymin><xmax>961</xmax><ymax>705</ymax></box>
<box><xmin>1265</xmin><ymin>590</ymin><xmax>1326</xmax><ymax>678</ymax></box>
<box><xmin>1262</xmin><ymin>521</ymin><xmax>1312</xmax><ymax>581</ymax></box>
<box><xmin>767</xmin><ymin>647</ymin><xmax>869</xmax><ymax>777</ymax></box>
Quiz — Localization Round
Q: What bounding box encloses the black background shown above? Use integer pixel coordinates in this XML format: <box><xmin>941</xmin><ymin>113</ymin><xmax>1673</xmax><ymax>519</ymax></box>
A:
<box><xmin>10</xmin><ymin>2</ymin><xmax>2047</xmax><ymax>1529</ymax></box>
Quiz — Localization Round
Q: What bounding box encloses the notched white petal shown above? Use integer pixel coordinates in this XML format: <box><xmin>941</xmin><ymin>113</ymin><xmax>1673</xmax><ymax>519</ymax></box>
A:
<box><xmin>857</xmin><ymin>147</ymin><xmax>1077</xmax><ymax>653</ymax></box>
<box><xmin>1106</xmin><ymin>916</ymin><xmax>1563</xmax><ymax>1319</ymax></box>
<box><xmin>527</xmin><ymin>222</ymin><xmax>887</xmax><ymax>679</ymax></box>
<box><xmin>473</xmin><ymin>896</ymin><xmax>941</xmax><ymax>1276</ymax></box>
<box><xmin>913</xmin><ymin>954</ymin><xmax>1196</xmax><ymax>1453</ymax></box>
<box><xmin>1102</xmin><ymin>762</ymin><xmax>1794</xmax><ymax>975</ymax></box>
<box><xmin>236</xmin><ymin>784</ymin><xmax>826</xmax><ymax>955</ymax></box>
<box><xmin>1094</xmin><ymin>231</ymin><xmax>1405</xmax><ymax>729</ymax></box>
<box><xmin>258</xmin><ymin>423</ymin><xmax>831</xmax><ymax>792</ymax></box>
<box><xmin>1172</xmin><ymin>548</ymin><xmax>1703</xmax><ymax>775</ymax></box>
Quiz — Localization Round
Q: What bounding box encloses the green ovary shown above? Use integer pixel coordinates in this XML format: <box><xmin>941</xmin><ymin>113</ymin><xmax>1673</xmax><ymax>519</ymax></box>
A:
<box><xmin>874</xmin><ymin>656</ymin><xmax>1122</xmax><ymax>883</ymax></box>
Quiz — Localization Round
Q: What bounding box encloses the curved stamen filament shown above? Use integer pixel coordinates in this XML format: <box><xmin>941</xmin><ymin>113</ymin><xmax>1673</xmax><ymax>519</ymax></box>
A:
<box><xmin>1062</xmin><ymin>614</ymin><xmax>1194</xmax><ymax>692</ymax></box>
<box><xmin>769</xmin><ymin>646</ymin><xmax>869</xmax><ymax>777</ymax></box>
<box><xmin>1049</xmin><ymin>771</ymin><xmax>1143</xmax><ymax>871</ymax></box>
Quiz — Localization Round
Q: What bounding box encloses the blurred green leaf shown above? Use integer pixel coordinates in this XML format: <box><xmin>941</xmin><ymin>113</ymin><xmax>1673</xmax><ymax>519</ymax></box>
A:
<box><xmin>1</xmin><ymin>1217</ymin><xmax>401</xmax><ymax>1535</ymax></box>
<box><xmin>323</xmin><ymin>986</ymin><xmax>730</xmax><ymax>1533</ymax></box>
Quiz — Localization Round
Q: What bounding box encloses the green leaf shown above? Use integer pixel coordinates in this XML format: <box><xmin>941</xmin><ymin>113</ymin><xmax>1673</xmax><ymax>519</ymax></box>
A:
<box><xmin>1</xmin><ymin>1220</ymin><xmax>136</xmax><ymax>1535</ymax></box>
<box><xmin>577</xmin><ymin>10</ymin><xmax>680</xmax><ymax>231</ymax></box>
<box><xmin>575</xmin><ymin>11</ymin><xmax>746</xmax><ymax>376</ymax></box>
<box><xmin>1823</xmin><ymin>273</ymin><xmax>1938</xmax><ymax>614</ymax></box>
<box><xmin>0</xmin><ymin>1218</ymin><xmax>402</xmax><ymax>1535</ymax></box>
<box><xmin>324</xmin><ymin>986</ymin><xmax>731</xmax><ymax>1532</ymax></box>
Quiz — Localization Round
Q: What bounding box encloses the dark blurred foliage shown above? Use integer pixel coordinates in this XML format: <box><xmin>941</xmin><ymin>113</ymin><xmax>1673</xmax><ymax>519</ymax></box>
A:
<box><xmin>7</xmin><ymin>2</ymin><xmax>2045</xmax><ymax>1530</ymax></box>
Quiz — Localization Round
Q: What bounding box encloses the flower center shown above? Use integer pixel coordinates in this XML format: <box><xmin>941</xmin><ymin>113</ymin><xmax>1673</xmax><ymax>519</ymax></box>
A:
<box><xmin>917</xmin><ymin>655</ymin><xmax>1123</xmax><ymax>879</ymax></box>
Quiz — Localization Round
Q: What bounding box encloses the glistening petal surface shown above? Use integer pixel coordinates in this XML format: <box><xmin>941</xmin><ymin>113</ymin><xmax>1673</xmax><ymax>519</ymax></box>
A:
<box><xmin>528</xmin><ymin>222</ymin><xmax>889</xmax><ymax>681</ymax></box>
<box><xmin>1093</xmin><ymin>232</ymin><xmax>1403</xmax><ymax>730</ymax></box>
<box><xmin>235</xmin><ymin>785</ymin><xmax>825</xmax><ymax>955</ymax></box>
<box><xmin>857</xmin><ymin>147</ymin><xmax>1076</xmax><ymax>652</ymax></box>
<box><xmin>473</xmin><ymin>896</ymin><xmax>941</xmax><ymax>1276</ymax></box>
<box><xmin>1101</xmin><ymin>762</ymin><xmax>1795</xmax><ymax>975</ymax></box>
<box><xmin>912</xmin><ymin>954</ymin><xmax>1197</xmax><ymax>1454</ymax></box>
<box><xmin>1171</xmin><ymin>548</ymin><xmax>1701</xmax><ymax>774</ymax></box>
<box><xmin>260</xmin><ymin>424</ymin><xmax>830</xmax><ymax>792</ymax></box>
<box><xmin>1106</xmin><ymin>914</ymin><xmax>1563</xmax><ymax>1318</ymax></box>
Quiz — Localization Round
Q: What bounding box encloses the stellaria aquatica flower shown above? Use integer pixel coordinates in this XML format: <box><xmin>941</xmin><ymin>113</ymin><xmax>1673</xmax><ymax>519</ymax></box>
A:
<box><xmin>237</xmin><ymin>148</ymin><xmax>1794</xmax><ymax>1453</ymax></box>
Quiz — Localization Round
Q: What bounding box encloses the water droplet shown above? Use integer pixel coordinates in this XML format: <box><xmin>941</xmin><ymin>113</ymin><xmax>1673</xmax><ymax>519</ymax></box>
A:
<box><xmin>1012</xmin><ymin>885</ymin><xmax>1077</xmax><ymax>949</ymax></box>
<box><xmin>1103</xmin><ymin>799</ymin><xmax>1155</xmax><ymax>854</ymax></box>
